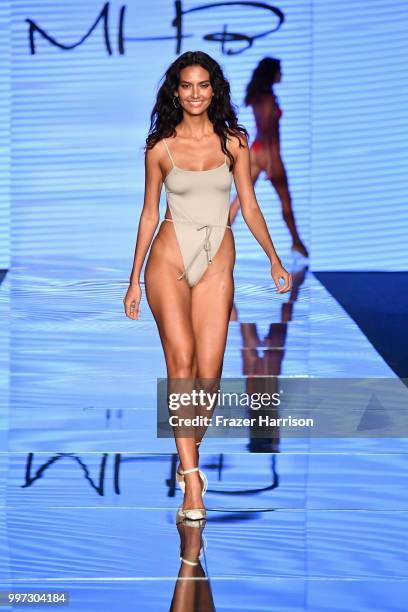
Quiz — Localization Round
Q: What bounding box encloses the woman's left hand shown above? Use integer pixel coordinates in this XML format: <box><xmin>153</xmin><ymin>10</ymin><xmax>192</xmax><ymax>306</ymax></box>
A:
<box><xmin>271</xmin><ymin>261</ymin><xmax>292</xmax><ymax>294</ymax></box>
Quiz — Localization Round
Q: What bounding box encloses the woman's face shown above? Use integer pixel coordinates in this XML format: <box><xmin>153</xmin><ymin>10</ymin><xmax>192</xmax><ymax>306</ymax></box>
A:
<box><xmin>174</xmin><ymin>65</ymin><xmax>214</xmax><ymax>116</ymax></box>
<box><xmin>274</xmin><ymin>68</ymin><xmax>282</xmax><ymax>83</ymax></box>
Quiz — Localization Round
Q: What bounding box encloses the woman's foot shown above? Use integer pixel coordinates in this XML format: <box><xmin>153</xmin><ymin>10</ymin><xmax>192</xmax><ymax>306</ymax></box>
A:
<box><xmin>291</xmin><ymin>240</ymin><xmax>309</xmax><ymax>258</ymax></box>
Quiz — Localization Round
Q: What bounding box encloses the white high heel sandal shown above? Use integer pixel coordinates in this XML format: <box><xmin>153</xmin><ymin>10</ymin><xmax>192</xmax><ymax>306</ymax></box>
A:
<box><xmin>176</xmin><ymin>441</ymin><xmax>208</xmax><ymax>496</ymax></box>
<box><xmin>176</xmin><ymin>467</ymin><xmax>207</xmax><ymax>521</ymax></box>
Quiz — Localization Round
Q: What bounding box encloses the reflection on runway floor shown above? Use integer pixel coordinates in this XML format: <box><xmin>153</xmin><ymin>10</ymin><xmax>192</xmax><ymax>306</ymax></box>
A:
<box><xmin>1</xmin><ymin>259</ymin><xmax>407</xmax><ymax>611</ymax></box>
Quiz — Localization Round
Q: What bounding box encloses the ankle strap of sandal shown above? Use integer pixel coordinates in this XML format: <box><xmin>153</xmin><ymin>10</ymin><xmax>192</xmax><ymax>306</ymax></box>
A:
<box><xmin>181</xmin><ymin>467</ymin><xmax>199</xmax><ymax>475</ymax></box>
<box><xmin>180</xmin><ymin>556</ymin><xmax>199</xmax><ymax>566</ymax></box>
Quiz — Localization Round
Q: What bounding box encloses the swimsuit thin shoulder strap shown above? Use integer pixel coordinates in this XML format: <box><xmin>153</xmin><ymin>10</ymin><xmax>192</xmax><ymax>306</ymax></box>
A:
<box><xmin>162</xmin><ymin>138</ymin><xmax>175</xmax><ymax>167</ymax></box>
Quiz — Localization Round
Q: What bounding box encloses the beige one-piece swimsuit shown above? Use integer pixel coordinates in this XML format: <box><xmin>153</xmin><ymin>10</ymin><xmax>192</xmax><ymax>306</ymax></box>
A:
<box><xmin>161</xmin><ymin>138</ymin><xmax>234</xmax><ymax>288</ymax></box>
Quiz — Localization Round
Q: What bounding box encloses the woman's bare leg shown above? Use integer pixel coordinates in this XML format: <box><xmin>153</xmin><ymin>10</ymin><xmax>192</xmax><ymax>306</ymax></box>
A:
<box><xmin>190</xmin><ymin>231</ymin><xmax>235</xmax><ymax>432</ymax></box>
<box><xmin>145</xmin><ymin>225</ymin><xmax>235</xmax><ymax>512</ymax></box>
<box><xmin>144</xmin><ymin>254</ymin><xmax>202</xmax><ymax>511</ymax></box>
<box><xmin>192</xmin><ymin>271</ymin><xmax>233</xmax><ymax>379</ymax></box>
<box><xmin>268</xmin><ymin>156</ymin><xmax>309</xmax><ymax>257</ymax></box>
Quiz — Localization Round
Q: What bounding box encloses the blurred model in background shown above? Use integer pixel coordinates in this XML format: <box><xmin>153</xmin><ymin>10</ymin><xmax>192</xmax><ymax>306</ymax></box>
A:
<box><xmin>229</xmin><ymin>57</ymin><xmax>309</xmax><ymax>259</ymax></box>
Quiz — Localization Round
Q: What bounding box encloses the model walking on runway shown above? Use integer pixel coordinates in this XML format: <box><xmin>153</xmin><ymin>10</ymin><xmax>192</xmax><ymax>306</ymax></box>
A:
<box><xmin>123</xmin><ymin>51</ymin><xmax>291</xmax><ymax>527</ymax></box>
<box><xmin>229</xmin><ymin>56</ymin><xmax>309</xmax><ymax>258</ymax></box>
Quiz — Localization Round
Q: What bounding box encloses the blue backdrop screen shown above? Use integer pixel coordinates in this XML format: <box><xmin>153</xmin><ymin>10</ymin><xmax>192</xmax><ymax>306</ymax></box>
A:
<box><xmin>4</xmin><ymin>1</ymin><xmax>408</xmax><ymax>271</ymax></box>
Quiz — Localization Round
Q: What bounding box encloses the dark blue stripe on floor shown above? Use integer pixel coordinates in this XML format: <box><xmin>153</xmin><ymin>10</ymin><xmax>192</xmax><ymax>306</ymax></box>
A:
<box><xmin>0</xmin><ymin>270</ymin><xmax>8</xmax><ymax>286</ymax></box>
<box><xmin>313</xmin><ymin>271</ymin><xmax>408</xmax><ymax>379</ymax></box>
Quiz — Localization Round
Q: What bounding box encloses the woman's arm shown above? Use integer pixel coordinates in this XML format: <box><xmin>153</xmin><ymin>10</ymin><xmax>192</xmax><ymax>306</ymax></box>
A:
<box><xmin>231</xmin><ymin>133</ymin><xmax>291</xmax><ymax>293</ymax></box>
<box><xmin>123</xmin><ymin>142</ymin><xmax>163</xmax><ymax>319</ymax></box>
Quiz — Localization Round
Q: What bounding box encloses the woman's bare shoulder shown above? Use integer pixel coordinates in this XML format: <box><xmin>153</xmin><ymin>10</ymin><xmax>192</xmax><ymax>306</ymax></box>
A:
<box><xmin>145</xmin><ymin>137</ymin><xmax>166</xmax><ymax>164</ymax></box>
<box><xmin>227</xmin><ymin>130</ymin><xmax>249</xmax><ymax>153</ymax></box>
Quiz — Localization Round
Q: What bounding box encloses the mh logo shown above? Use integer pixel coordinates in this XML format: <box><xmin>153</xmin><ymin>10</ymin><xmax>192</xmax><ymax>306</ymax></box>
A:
<box><xmin>25</xmin><ymin>1</ymin><xmax>285</xmax><ymax>56</ymax></box>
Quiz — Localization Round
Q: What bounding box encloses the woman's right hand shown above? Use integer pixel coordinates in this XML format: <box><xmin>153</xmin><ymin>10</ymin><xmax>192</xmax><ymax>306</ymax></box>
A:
<box><xmin>123</xmin><ymin>282</ymin><xmax>142</xmax><ymax>320</ymax></box>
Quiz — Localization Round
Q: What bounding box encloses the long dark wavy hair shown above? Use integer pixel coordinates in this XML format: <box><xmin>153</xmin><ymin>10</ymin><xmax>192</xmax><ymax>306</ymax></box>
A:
<box><xmin>244</xmin><ymin>57</ymin><xmax>281</xmax><ymax>106</ymax></box>
<box><xmin>146</xmin><ymin>51</ymin><xmax>248</xmax><ymax>172</ymax></box>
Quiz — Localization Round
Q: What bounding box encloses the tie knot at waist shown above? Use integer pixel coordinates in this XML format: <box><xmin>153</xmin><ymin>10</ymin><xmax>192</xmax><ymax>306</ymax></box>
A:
<box><xmin>196</xmin><ymin>225</ymin><xmax>212</xmax><ymax>254</ymax></box>
<box><xmin>196</xmin><ymin>223</ymin><xmax>231</xmax><ymax>231</ymax></box>
<box><xmin>162</xmin><ymin>218</ymin><xmax>231</xmax><ymax>282</ymax></box>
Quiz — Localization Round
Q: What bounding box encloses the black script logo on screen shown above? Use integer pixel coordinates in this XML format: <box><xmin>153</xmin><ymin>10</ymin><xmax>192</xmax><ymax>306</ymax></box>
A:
<box><xmin>26</xmin><ymin>1</ymin><xmax>285</xmax><ymax>56</ymax></box>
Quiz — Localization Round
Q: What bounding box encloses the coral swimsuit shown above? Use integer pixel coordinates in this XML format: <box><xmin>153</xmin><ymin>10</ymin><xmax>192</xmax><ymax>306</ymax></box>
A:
<box><xmin>161</xmin><ymin>138</ymin><xmax>234</xmax><ymax>288</ymax></box>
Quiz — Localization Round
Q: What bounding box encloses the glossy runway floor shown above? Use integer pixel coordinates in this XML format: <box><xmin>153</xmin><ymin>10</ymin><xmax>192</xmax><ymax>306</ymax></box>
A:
<box><xmin>0</xmin><ymin>257</ymin><xmax>407</xmax><ymax>611</ymax></box>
